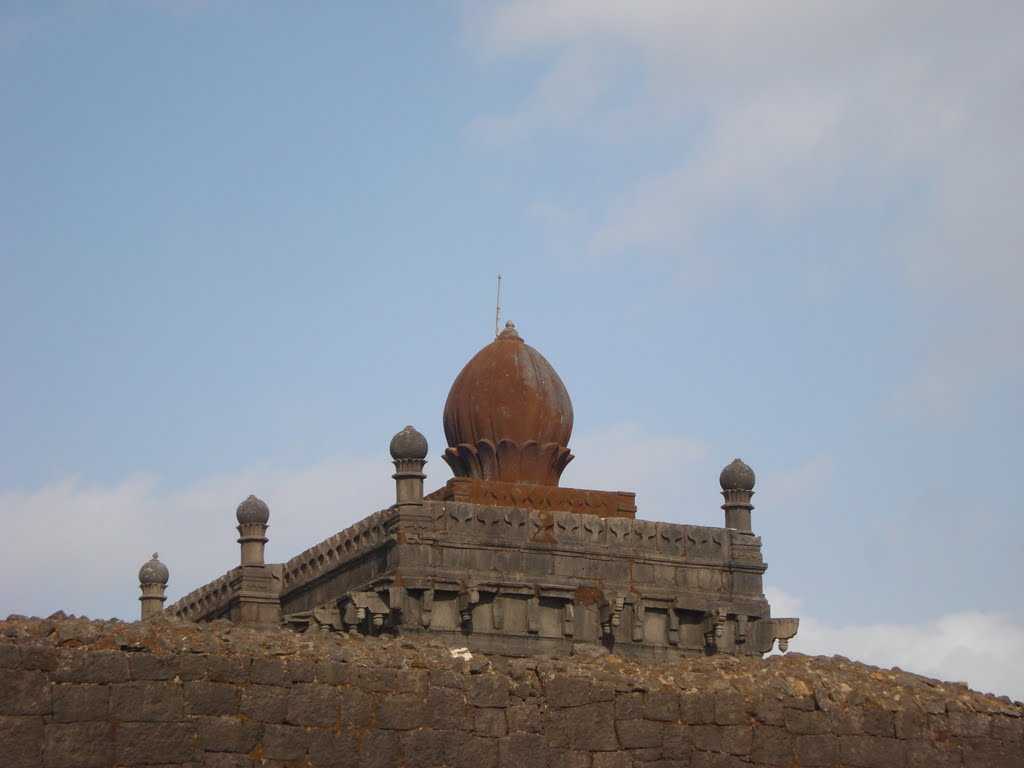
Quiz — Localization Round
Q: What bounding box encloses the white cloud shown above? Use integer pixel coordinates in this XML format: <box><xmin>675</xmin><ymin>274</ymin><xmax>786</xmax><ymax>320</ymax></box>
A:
<box><xmin>767</xmin><ymin>587</ymin><xmax>1024</xmax><ymax>702</ymax></box>
<box><xmin>0</xmin><ymin>454</ymin><xmax>391</xmax><ymax>621</ymax></box>
<box><xmin>469</xmin><ymin>0</ymin><xmax>1024</xmax><ymax>419</ymax></box>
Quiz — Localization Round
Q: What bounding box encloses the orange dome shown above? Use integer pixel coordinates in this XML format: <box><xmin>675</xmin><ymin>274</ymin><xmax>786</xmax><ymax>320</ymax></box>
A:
<box><xmin>443</xmin><ymin>322</ymin><xmax>573</xmax><ymax>485</ymax></box>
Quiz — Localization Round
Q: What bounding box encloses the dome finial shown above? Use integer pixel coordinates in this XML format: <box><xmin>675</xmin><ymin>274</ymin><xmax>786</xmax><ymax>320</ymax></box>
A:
<box><xmin>236</xmin><ymin>494</ymin><xmax>270</xmax><ymax>525</ymax></box>
<box><xmin>497</xmin><ymin>320</ymin><xmax>521</xmax><ymax>341</ymax></box>
<box><xmin>390</xmin><ymin>425</ymin><xmax>428</xmax><ymax>461</ymax></box>
<box><xmin>720</xmin><ymin>458</ymin><xmax>755</xmax><ymax>491</ymax></box>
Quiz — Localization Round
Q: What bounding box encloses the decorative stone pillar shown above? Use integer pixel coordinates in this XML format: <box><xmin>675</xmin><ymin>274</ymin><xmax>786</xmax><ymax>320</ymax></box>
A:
<box><xmin>720</xmin><ymin>458</ymin><xmax>755</xmax><ymax>532</ymax></box>
<box><xmin>232</xmin><ymin>495</ymin><xmax>280</xmax><ymax>625</ymax></box>
<box><xmin>236</xmin><ymin>494</ymin><xmax>269</xmax><ymax>566</ymax></box>
<box><xmin>138</xmin><ymin>553</ymin><xmax>169</xmax><ymax>620</ymax></box>
<box><xmin>390</xmin><ymin>425</ymin><xmax>427</xmax><ymax>505</ymax></box>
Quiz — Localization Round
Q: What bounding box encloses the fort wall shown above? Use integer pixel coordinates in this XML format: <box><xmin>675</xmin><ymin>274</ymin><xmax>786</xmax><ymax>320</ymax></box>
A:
<box><xmin>1</xmin><ymin>616</ymin><xmax>1020</xmax><ymax>768</ymax></box>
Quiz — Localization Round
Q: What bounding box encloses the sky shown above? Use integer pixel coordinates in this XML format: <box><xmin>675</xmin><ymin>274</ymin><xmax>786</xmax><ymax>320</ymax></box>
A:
<box><xmin>2</xmin><ymin>1</ymin><xmax>1022</xmax><ymax>699</ymax></box>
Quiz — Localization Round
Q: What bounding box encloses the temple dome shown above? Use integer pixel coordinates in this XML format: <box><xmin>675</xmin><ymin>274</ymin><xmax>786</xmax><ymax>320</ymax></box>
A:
<box><xmin>390</xmin><ymin>425</ymin><xmax>428</xmax><ymax>461</ymax></box>
<box><xmin>138</xmin><ymin>553</ymin><xmax>169</xmax><ymax>586</ymax></box>
<box><xmin>236</xmin><ymin>495</ymin><xmax>270</xmax><ymax>525</ymax></box>
<box><xmin>443</xmin><ymin>322</ymin><xmax>573</xmax><ymax>485</ymax></box>
<box><xmin>720</xmin><ymin>458</ymin><xmax>756</xmax><ymax>491</ymax></box>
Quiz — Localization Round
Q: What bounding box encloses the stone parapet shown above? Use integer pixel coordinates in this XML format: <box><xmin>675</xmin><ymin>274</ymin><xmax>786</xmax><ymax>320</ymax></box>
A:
<box><xmin>0</xmin><ymin>615</ymin><xmax>1020</xmax><ymax>768</ymax></box>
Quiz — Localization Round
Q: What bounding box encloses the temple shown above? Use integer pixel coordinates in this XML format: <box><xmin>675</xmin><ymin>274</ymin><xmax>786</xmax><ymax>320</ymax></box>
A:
<box><xmin>145</xmin><ymin>321</ymin><xmax>798</xmax><ymax>659</ymax></box>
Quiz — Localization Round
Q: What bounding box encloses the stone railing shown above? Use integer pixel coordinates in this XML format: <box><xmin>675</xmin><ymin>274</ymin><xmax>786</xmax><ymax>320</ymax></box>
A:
<box><xmin>165</xmin><ymin>567</ymin><xmax>239</xmax><ymax>622</ymax></box>
<box><xmin>426</xmin><ymin>500</ymin><xmax>743</xmax><ymax>563</ymax></box>
<box><xmin>279</xmin><ymin>509</ymin><xmax>394</xmax><ymax>597</ymax></box>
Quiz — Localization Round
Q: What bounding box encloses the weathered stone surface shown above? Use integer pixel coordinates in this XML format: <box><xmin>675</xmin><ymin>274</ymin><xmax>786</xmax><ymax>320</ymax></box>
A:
<box><xmin>0</xmin><ymin>617</ymin><xmax>1021</xmax><ymax>768</ymax></box>
<box><xmin>261</xmin><ymin>723</ymin><xmax>309</xmax><ymax>760</ymax></box>
<box><xmin>52</xmin><ymin>683</ymin><xmax>107</xmax><ymax>722</ymax></box>
<box><xmin>115</xmin><ymin>721</ymin><xmax>201</xmax><ymax>764</ymax></box>
<box><xmin>195</xmin><ymin>714</ymin><xmax>260</xmax><ymax>753</ymax></box>
<box><xmin>110</xmin><ymin>680</ymin><xmax>184</xmax><ymax>721</ymax></box>
<box><xmin>286</xmin><ymin>682</ymin><xmax>338</xmax><ymax>726</ymax></box>
<box><xmin>240</xmin><ymin>683</ymin><xmax>288</xmax><ymax>722</ymax></box>
<box><xmin>184</xmin><ymin>680</ymin><xmax>239</xmax><ymax>716</ymax></box>
<box><xmin>0</xmin><ymin>669</ymin><xmax>49</xmax><ymax>714</ymax></box>
<box><xmin>0</xmin><ymin>715</ymin><xmax>44</xmax><ymax>768</ymax></box>
<box><xmin>43</xmin><ymin>722</ymin><xmax>113</xmax><ymax>768</ymax></box>
<box><xmin>470</xmin><ymin>674</ymin><xmax>511</xmax><ymax>708</ymax></box>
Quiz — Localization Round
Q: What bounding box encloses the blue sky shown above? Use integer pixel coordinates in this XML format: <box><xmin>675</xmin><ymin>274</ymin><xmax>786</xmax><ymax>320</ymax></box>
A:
<box><xmin>2</xmin><ymin>2</ymin><xmax>1022</xmax><ymax>698</ymax></box>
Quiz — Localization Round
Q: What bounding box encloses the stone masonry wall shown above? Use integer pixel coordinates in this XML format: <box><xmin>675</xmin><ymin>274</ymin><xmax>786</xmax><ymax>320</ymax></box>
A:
<box><xmin>0</xmin><ymin>616</ymin><xmax>1021</xmax><ymax>768</ymax></box>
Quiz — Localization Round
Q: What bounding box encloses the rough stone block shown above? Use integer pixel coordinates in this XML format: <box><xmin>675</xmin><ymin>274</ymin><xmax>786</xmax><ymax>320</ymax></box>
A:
<box><xmin>378</xmin><ymin>693</ymin><xmax>428</xmax><ymax>730</ymax></box>
<box><xmin>0</xmin><ymin>669</ymin><xmax>50</xmax><ymax>715</ymax></box>
<box><xmin>752</xmin><ymin>696</ymin><xmax>784</xmax><ymax>726</ymax></box>
<box><xmin>662</xmin><ymin>722</ymin><xmax>694</xmax><ymax>758</ymax></box>
<box><xmin>0</xmin><ymin>715</ymin><xmax>44</xmax><ymax>768</ymax></box>
<box><xmin>428</xmin><ymin>685</ymin><xmax>469</xmax><ymax>730</ymax></box>
<box><xmin>545</xmin><ymin>676</ymin><xmax>612</xmax><ymax>708</ymax></box>
<box><xmin>110</xmin><ymin>680</ymin><xmax>184</xmax><ymax>721</ymax></box>
<box><xmin>687</xmin><ymin>724</ymin><xmax>721</xmax><ymax>752</ymax></box>
<box><xmin>690</xmin><ymin>752</ymin><xmax>748</xmax><ymax>768</ymax></box>
<box><xmin>449</xmin><ymin>735</ymin><xmax>499</xmax><ymax>768</ymax></box>
<box><xmin>286</xmin><ymin>683</ymin><xmax>339</xmax><ymax>727</ymax></box>
<box><xmin>508</xmin><ymin>700</ymin><xmax>542</xmax><ymax>733</ymax></box>
<box><xmin>204</xmin><ymin>754</ymin><xmax>253</xmax><ymax>768</ymax></box>
<box><xmin>53</xmin><ymin>649</ymin><xmax>128</xmax><ymax>683</ymax></box>
<box><xmin>839</xmin><ymin>734</ymin><xmax>905</xmax><ymax>768</ymax></box>
<box><xmin>906</xmin><ymin>739</ymin><xmax>962</xmax><ymax>768</ymax></box>
<box><xmin>241</xmin><ymin>684</ymin><xmax>289</xmax><ymax>722</ymax></box>
<box><xmin>615</xmin><ymin>692</ymin><xmax>644</xmax><ymax>720</ymax></box>
<box><xmin>616</xmin><ymin>718</ymin><xmax>663</xmax><ymax>749</ymax></box>
<box><xmin>591</xmin><ymin>752</ymin><xmax>630</xmax><ymax>768</ymax></box>
<box><xmin>563</xmin><ymin>701</ymin><xmax>617</xmax><ymax>751</ymax></box>
<box><xmin>0</xmin><ymin>643</ymin><xmax>21</xmax><ymax>668</ymax></box>
<box><xmin>339</xmin><ymin>686</ymin><xmax>376</xmax><ymax>727</ymax></box>
<box><xmin>961</xmin><ymin>737</ymin><xmax>1020</xmax><ymax>768</ymax></box>
<box><xmin>470</xmin><ymin>674</ymin><xmax>510</xmax><ymax>708</ymax></box>
<box><xmin>895</xmin><ymin>707</ymin><xmax>926</xmax><ymax>739</ymax></box>
<box><xmin>400</xmin><ymin>728</ymin><xmax>451</xmax><ymax>768</ymax></box>
<box><xmin>644</xmin><ymin>690</ymin><xmax>680</xmax><ymax>722</ymax></box>
<box><xmin>52</xmin><ymin>683</ymin><xmax>107</xmax><ymax>722</ymax></box>
<box><xmin>178</xmin><ymin>653</ymin><xmax>208</xmax><ymax>681</ymax></box>
<box><xmin>184</xmin><ymin>680</ymin><xmax>239</xmax><ymax>716</ymax></box>
<box><xmin>130</xmin><ymin>653</ymin><xmax>178</xmax><ymax>680</ymax></box>
<box><xmin>713</xmin><ymin>693</ymin><xmax>747</xmax><ymax>725</ymax></box>
<box><xmin>499</xmin><ymin>732</ymin><xmax>546</xmax><ymax>768</ymax></box>
<box><xmin>308</xmin><ymin>727</ymin><xmax>359</xmax><ymax>768</ymax></box>
<box><xmin>358</xmin><ymin>730</ymin><xmax>401</xmax><ymax>768</ymax></box>
<box><xmin>750</xmin><ymin>725</ymin><xmax>794</xmax><ymax>765</ymax></box>
<box><xmin>783</xmin><ymin>708</ymin><xmax>830</xmax><ymax>735</ymax></box>
<box><xmin>991</xmin><ymin>713</ymin><xmax>1023</xmax><ymax>744</ymax></box>
<box><xmin>261</xmin><ymin>723</ymin><xmax>309</xmax><ymax>761</ymax></box>
<box><xmin>115</xmin><ymin>722</ymin><xmax>201</xmax><ymax>765</ymax></box>
<box><xmin>796</xmin><ymin>734</ymin><xmax>839</xmax><ymax>766</ymax></box>
<box><xmin>206</xmin><ymin>655</ymin><xmax>251</xmax><ymax>684</ymax></box>
<box><xmin>476</xmin><ymin>706</ymin><xmax>508</xmax><ymax>737</ymax></box>
<box><xmin>948</xmin><ymin>708</ymin><xmax>991</xmax><ymax>738</ymax></box>
<box><xmin>719</xmin><ymin>724</ymin><xmax>753</xmax><ymax>755</ymax></box>
<box><xmin>679</xmin><ymin>692</ymin><xmax>714</xmax><ymax>724</ymax></box>
<box><xmin>862</xmin><ymin>706</ymin><xmax>895</xmax><ymax>737</ymax></box>
<box><xmin>43</xmin><ymin>722</ymin><xmax>113</xmax><ymax>768</ymax></box>
<box><xmin>20</xmin><ymin>644</ymin><xmax>58</xmax><ymax>671</ymax></box>
<box><xmin>195</xmin><ymin>715</ymin><xmax>260</xmax><ymax>753</ymax></box>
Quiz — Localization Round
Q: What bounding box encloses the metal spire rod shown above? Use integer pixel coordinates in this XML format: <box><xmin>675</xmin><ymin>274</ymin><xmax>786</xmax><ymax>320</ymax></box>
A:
<box><xmin>494</xmin><ymin>273</ymin><xmax>502</xmax><ymax>337</ymax></box>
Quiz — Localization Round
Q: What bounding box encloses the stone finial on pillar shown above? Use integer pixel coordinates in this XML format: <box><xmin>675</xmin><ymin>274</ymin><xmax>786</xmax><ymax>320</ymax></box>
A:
<box><xmin>236</xmin><ymin>495</ymin><xmax>270</xmax><ymax>566</ymax></box>
<box><xmin>390</xmin><ymin>425</ymin><xmax>428</xmax><ymax>506</ymax></box>
<box><xmin>720</xmin><ymin>458</ymin><xmax>755</xmax><ymax>532</ymax></box>
<box><xmin>138</xmin><ymin>553</ymin><xmax>169</xmax><ymax>620</ymax></box>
